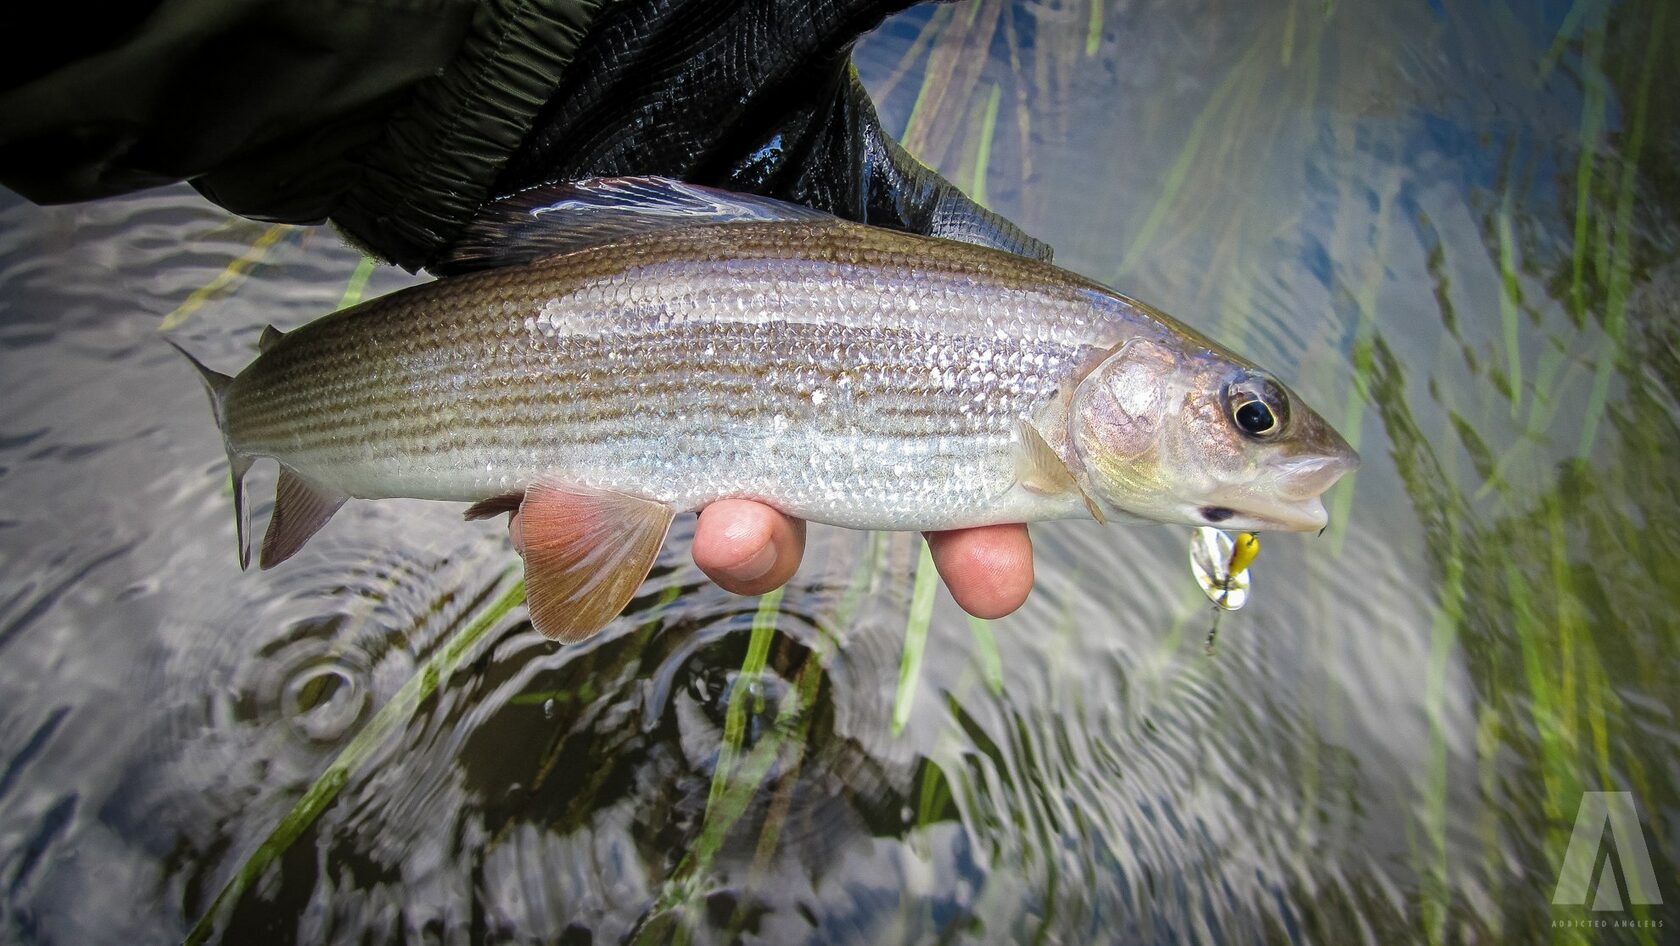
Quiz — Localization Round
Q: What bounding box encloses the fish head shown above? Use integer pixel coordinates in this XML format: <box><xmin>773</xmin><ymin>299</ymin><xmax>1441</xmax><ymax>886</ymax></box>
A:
<box><xmin>1068</xmin><ymin>336</ymin><xmax>1359</xmax><ymax>533</ymax></box>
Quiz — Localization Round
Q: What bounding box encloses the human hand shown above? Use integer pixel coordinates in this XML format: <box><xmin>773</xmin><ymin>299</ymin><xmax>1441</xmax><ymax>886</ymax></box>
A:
<box><xmin>508</xmin><ymin>499</ymin><xmax>1032</xmax><ymax>620</ymax></box>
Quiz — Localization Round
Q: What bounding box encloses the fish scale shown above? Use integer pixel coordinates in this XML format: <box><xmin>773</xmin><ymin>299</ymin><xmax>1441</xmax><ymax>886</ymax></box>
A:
<box><xmin>224</xmin><ymin>221</ymin><xmax>1128</xmax><ymax>531</ymax></box>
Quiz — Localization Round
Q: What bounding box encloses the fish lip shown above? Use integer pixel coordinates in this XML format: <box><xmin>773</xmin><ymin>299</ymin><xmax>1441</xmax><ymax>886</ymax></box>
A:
<box><xmin>1231</xmin><ymin>496</ymin><xmax>1330</xmax><ymax>533</ymax></box>
<box><xmin>1274</xmin><ymin>450</ymin><xmax>1359</xmax><ymax>502</ymax></box>
<box><xmin>1330</xmin><ymin>446</ymin><xmax>1361</xmax><ymax>475</ymax></box>
<box><xmin>1253</xmin><ymin>450</ymin><xmax>1357</xmax><ymax>531</ymax></box>
<box><xmin>1208</xmin><ymin>462</ymin><xmax>1346</xmax><ymax>531</ymax></box>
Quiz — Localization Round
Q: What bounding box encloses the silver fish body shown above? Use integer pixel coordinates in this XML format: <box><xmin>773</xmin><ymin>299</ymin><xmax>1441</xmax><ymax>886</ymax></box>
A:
<box><xmin>179</xmin><ymin>176</ymin><xmax>1358</xmax><ymax>642</ymax></box>
<box><xmin>227</xmin><ymin>221</ymin><xmax>1141</xmax><ymax>531</ymax></box>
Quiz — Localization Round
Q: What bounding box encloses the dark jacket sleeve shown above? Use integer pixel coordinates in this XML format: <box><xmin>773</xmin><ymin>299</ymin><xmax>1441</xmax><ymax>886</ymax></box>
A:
<box><xmin>0</xmin><ymin>0</ymin><xmax>606</xmax><ymax>262</ymax></box>
<box><xmin>0</xmin><ymin>0</ymin><xmax>1044</xmax><ymax>271</ymax></box>
<box><xmin>0</xmin><ymin>0</ymin><xmax>480</xmax><ymax>221</ymax></box>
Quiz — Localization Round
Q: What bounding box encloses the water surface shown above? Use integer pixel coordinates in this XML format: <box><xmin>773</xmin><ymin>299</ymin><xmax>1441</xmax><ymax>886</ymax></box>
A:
<box><xmin>1</xmin><ymin>1</ymin><xmax>1676</xmax><ymax>943</ymax></box>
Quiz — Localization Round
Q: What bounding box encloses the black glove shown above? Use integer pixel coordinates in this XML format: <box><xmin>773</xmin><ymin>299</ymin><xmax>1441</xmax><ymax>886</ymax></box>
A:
<box><xmin>486</xmin><ymin>0</ymin><xmax>1050</xmax><ymax>270</ymax></box>
<box><xmin>0</xmin><ymin>0</ymin><xmax>1046</xmax><ymax>270</ymax></box>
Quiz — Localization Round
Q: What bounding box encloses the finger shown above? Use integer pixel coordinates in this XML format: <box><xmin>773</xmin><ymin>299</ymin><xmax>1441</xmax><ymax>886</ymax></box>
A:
<box><xmin>925</xmin><ymin>524</ymin><xmax>1033</xmax><ymax>620</ymax></box>
<box><xmin>692</xmin><ymin>500</ymin><xmax>807</xmax><ymax>596</ymax></box>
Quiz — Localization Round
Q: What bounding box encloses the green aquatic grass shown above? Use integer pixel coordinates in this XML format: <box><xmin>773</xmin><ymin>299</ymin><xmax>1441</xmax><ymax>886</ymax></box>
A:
<box><xmin>900</xmin><ymin>0</ymin><xmax>995</xmax><ymax>169</ymax></box>
<box><xmin>1419</xmin><ymin>458</ymin><xmax>1465</xmax><ymax>946</ymax></box>
<box><xmin>869</xmin><ymin>2</ymin><xmax>951</xmax><ymax>108</ymax></box>
<box><xmin>1280</xmin><ymin>0</ymin><xmax>1298</xmax><ymax>66</ymax></box>
<box><xmin>1468</xmin><ymin>26</ymin><xmax>1675</xmax><ymax>939</ymax></box>
<box><xmin>1496</xmin><ymin>198</ymin><xmax>1524</xmax><ymax>419</ymax></box>
<box><xmin>1539</xmin><ymin>0</ymin><xmax>1597</xmax><ymax>81</ymax></box>
<box><xmin>731</xmin><ymin>543</ymin><xmax>884</xmax><ymax>936</ymax></box>
<box><xmin>334</xmin><ymin>256</ymin><xmax>376</xmax><ymax>310</ymax></box>
<box><xmin>183</xmin><ymin>570</ymin><xmax>526</xmax><ymax>946</ymax></box>
<box><xmin>1473</xmin><ymin>704</ymin><xmax>1506</xmax><ymax>940</ymax></box>
<box><xmin>833</xmin><ymin>531</ymin><xmax>885</xmax><ymax>630</ymax></box>
<box><xmin>702</xmin><ymin>587</ymin><xmax>783</xmax><ymax>816</ymax></box>
<box><xmin>1577</xmin><ymin>0</ymin><xmax>1665</xmax><ymax>459</ymax></box>
<box><xmin>159</xmin><ymin>224</ymin><xmax>297</xmax><ymax>331</ymax></box>
<box><xmin>1510</xmin><ymin>536</ymin><xmax>1576</xmax><ymax>844</ymax></box>
<box><xmin>1564</xmin><ymin>9</ymin><xmax>1606</xmax><ymax>325</ymax></box>
<box><xmin>965</xmin><ymin>82</ymin><xmax>1003</xmax><ymax>206</ymax></box>
<box><xmin>892</xmin><ymin>540</ymin><xmax>939</xmax><ymax>735</ymax></box>
<box><xmin>966</xmin><ymin>615</ymin><xmax>1005</xmax><ymax>696</ymax></box>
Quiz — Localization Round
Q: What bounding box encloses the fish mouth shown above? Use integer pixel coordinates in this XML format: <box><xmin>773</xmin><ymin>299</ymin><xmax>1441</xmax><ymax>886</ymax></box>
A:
<box><xmin>1198</xmin><ymin>496</ymin><xmax>1329</xmax><ymax>533</ymax></box>
<box><xmin>1277</xmin><ymin>450</ymin><xmax>1360</xmax><ymax>501</ymax></box>
<box><xmin>1201</xmin><ymin>451</ymin><xmax>1358</xmax><ymax>533</ymax></box>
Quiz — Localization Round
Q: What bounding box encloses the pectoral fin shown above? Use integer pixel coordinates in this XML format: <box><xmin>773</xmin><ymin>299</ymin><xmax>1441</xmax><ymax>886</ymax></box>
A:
<box><xmin>518</xmin><ymin>481</ymin><xmax>675</xmax><ymax>643</ymax></box>
<box><xmin>260</xmin><ymin>468</ymin><xmax>349</xmax><ymax>568</ymax></box>
<box><xmin>1016</xmin><ymin>421</ymin><xmax>1108</xmax><ymax>524</ymax></box>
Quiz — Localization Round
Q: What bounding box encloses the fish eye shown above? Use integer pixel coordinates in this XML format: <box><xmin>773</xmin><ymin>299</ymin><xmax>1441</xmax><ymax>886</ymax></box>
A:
<box><xmin>1223</xmin><ymin>376</ymin><xmax>1289</xmax><ymax>439</ymax></box>
<box><xmin>1234</xmin><ymin>399</ymin><xmax>1275</xmax><ymax>435</ymax></box>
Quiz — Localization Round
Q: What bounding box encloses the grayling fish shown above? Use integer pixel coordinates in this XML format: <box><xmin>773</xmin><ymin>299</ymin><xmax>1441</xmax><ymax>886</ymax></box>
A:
<box><xmin>174</xmin><ymin>177</ymin><xmax>1358</xmax><ymax>642</ymax></box>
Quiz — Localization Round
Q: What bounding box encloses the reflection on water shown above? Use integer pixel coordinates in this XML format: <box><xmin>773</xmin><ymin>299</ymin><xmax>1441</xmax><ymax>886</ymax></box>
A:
<box><xmin>1</xmin><ymin>1</ymin><xmax>1676</xmax><ymax>943</ymax></box>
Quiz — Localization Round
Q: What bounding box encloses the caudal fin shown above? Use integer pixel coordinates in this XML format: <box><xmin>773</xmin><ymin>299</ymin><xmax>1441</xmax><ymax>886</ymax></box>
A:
<box><xmin>168</xmin><ymin>340</ymin><xmax>255</xmax><ymax>569</ymax></box>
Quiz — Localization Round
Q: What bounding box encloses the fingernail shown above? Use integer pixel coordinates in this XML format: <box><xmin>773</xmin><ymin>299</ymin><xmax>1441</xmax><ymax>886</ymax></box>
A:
<box><xmin>731</xmin><ymin>541</ymin><xmax>778</xmax><ymax>582</ymax></box>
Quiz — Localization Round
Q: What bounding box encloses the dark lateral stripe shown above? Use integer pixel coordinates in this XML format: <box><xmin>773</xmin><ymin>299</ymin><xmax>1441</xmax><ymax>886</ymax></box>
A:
<box><xmin>235</xmin><ymin>332</ymin><xmax>1068</xmax><ymax>454</ymax></box>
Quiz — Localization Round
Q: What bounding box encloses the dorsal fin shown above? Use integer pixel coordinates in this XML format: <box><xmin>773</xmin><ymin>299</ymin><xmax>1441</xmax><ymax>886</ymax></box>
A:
<box><xmin>432</xmin><ymin>176</ymin><xmax>836</xmax><ymax>275</ymax></box>
<box><xmin>257</xmin><ymin>324</ymin><xmax>286</xmax><ymax>352</ymax></box>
